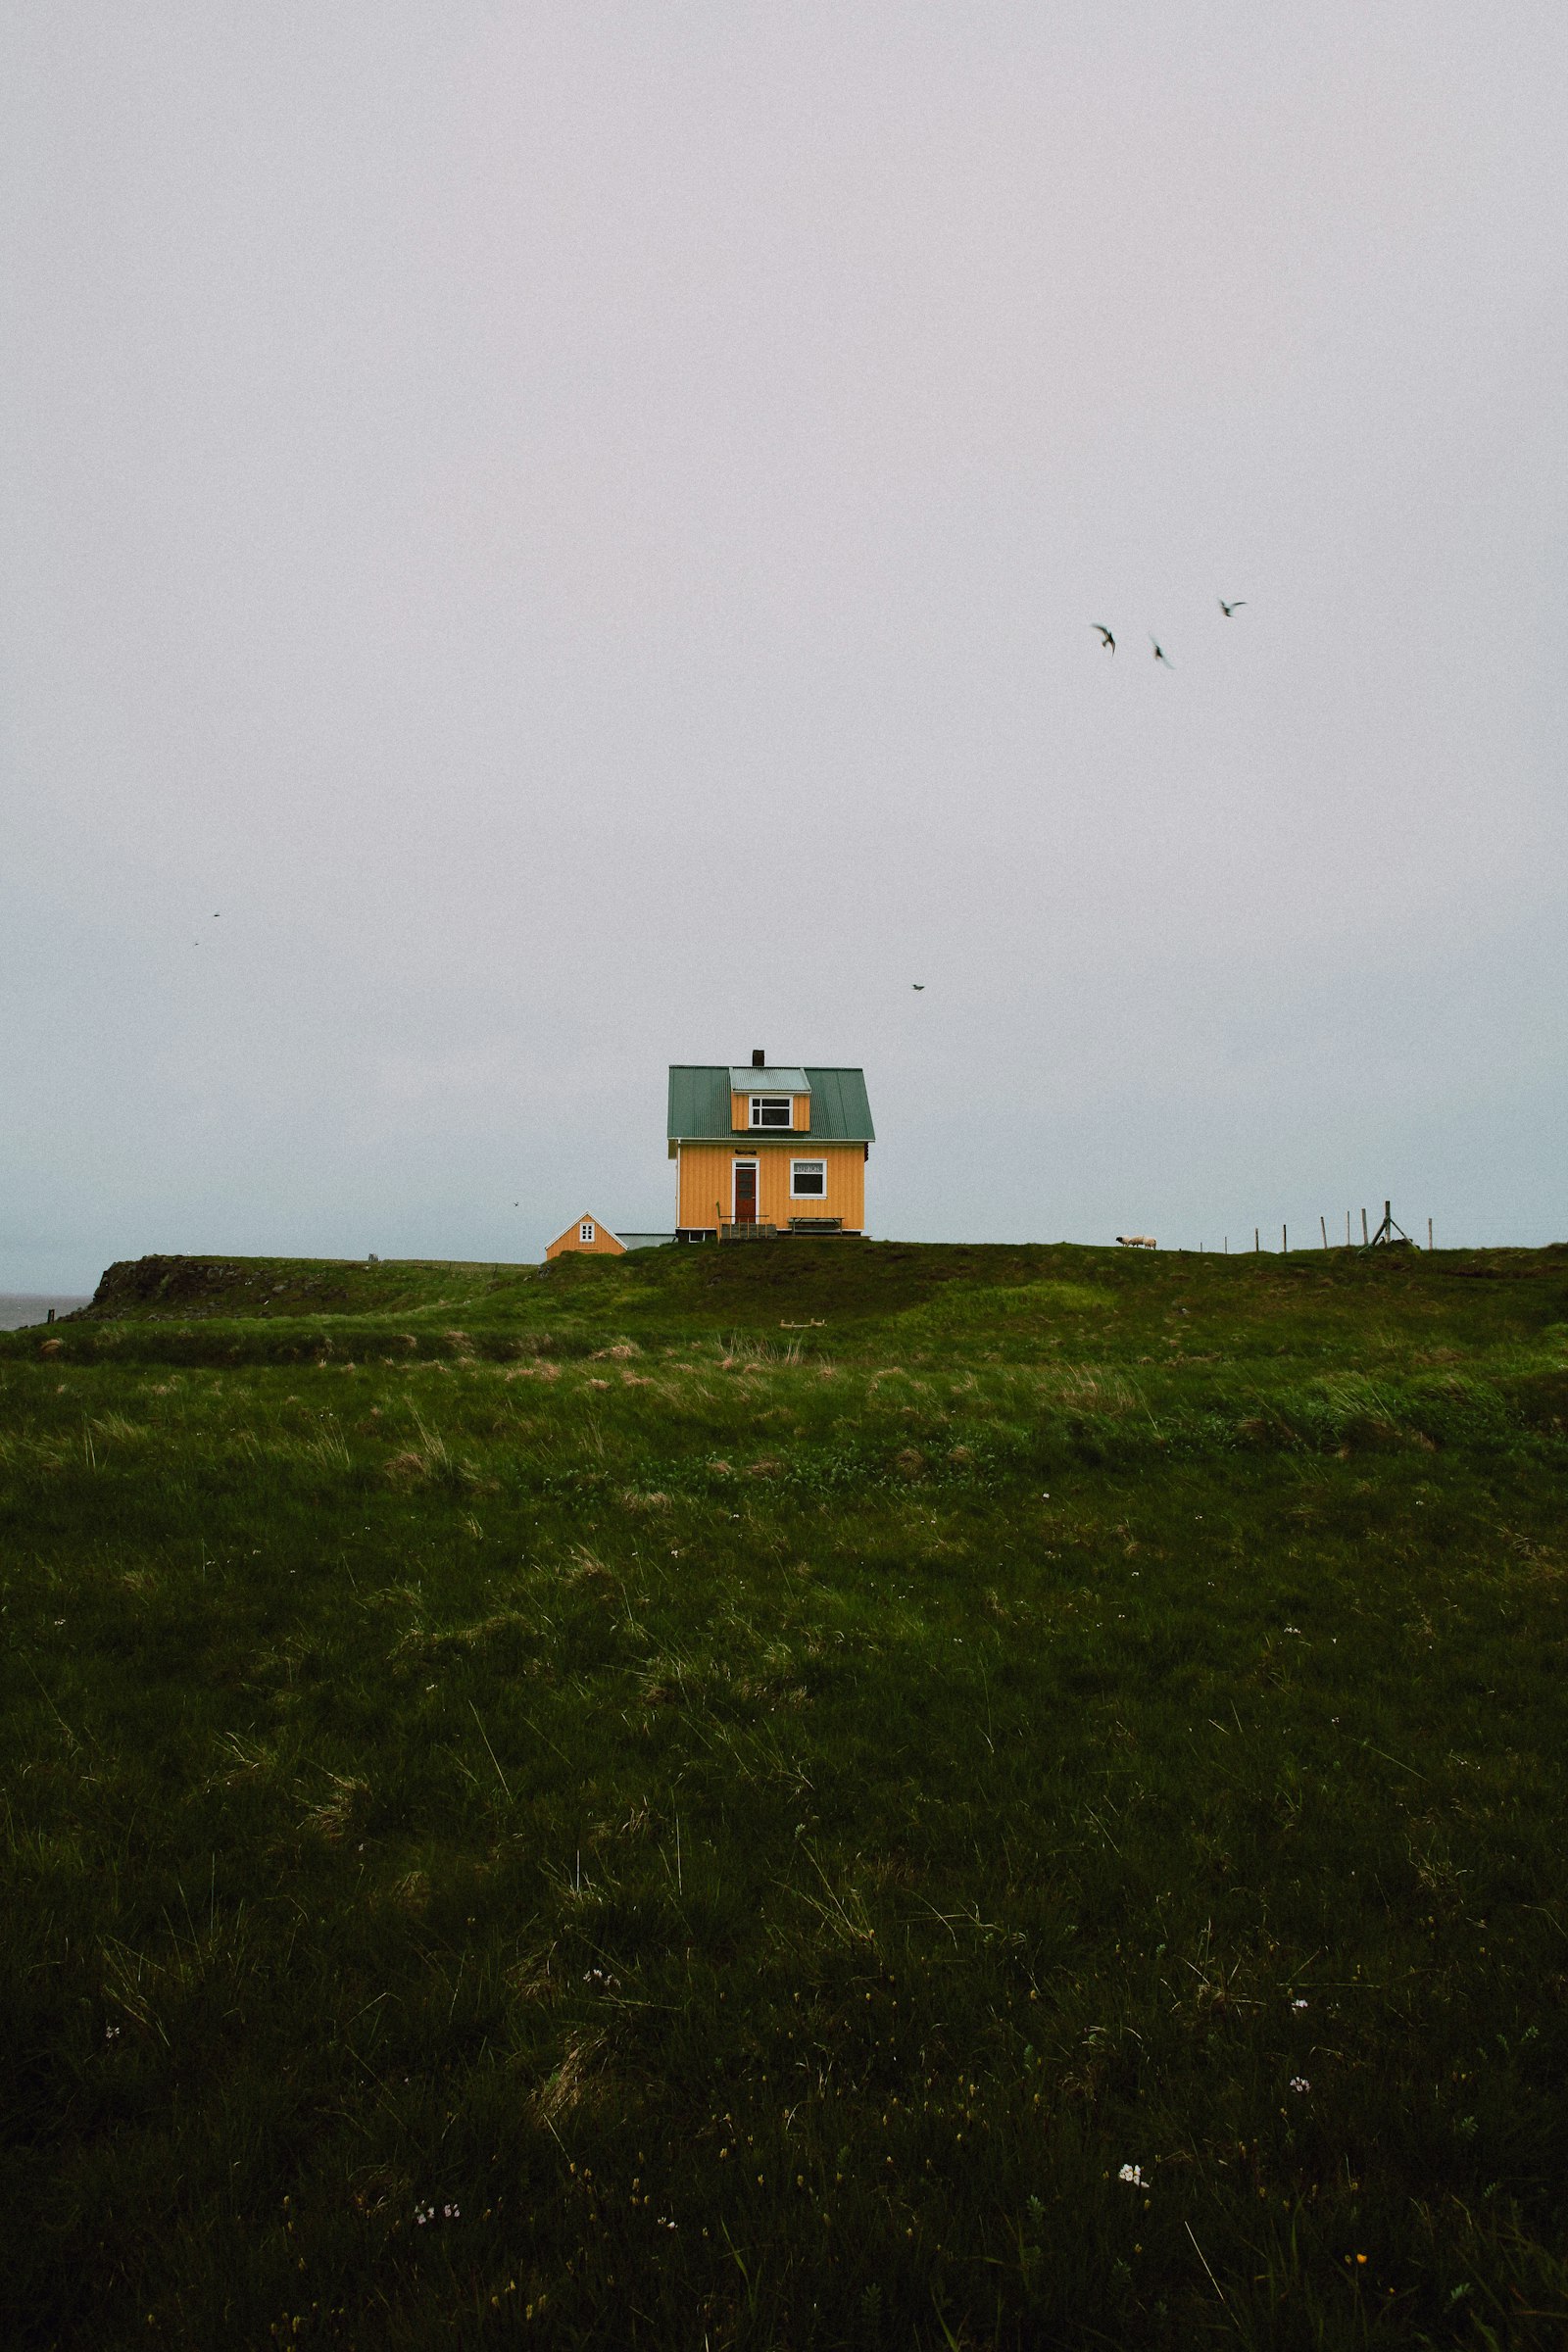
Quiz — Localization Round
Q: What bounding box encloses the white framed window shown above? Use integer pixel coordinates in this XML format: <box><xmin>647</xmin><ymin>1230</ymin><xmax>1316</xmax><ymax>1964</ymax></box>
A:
<box><xmin>750</xmin><ymin>1095</ymin><xmax>792</xmax><ymax>1128</ymax></box>
<box><xmin>790</xmin><ymin>1160</ymin><xmax>827</xmax><ymax>1199</ymax></box>
<box><xmin>579</xmin><ymin>1220</ymin><xmax>595</xmax><ymax>1243</ymax></box>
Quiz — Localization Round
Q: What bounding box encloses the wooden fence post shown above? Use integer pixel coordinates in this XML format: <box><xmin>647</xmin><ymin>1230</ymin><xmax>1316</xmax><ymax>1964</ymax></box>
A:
<box><xmin>1361</xmin><ymin>1207</ymin><xmax>1369</xmax><ymax>1246</ymax></box>
<box><xmin>1321</xmin><ymin>1215</ymin><xmax>1328</xmax><ymax>1249</ymax></box>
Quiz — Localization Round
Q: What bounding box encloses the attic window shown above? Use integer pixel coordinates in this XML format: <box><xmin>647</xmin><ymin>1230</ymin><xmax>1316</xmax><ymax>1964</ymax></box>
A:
<box><xmin>579</xmin><ymin>1221</ymin><xmax>595</xmax><ymax>1243</ymax></box>
<box><xmin>750</xmin><ymin>1095</ymin><xmax>792</xmax><ymax>1129</ymax></box>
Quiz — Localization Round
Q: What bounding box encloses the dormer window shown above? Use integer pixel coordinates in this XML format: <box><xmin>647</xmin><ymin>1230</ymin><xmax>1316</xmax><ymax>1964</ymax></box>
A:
<box><xmin>750</xmin><ymin>1095</ymin><xmax>792</xmax><ymax>1129</ymax></box>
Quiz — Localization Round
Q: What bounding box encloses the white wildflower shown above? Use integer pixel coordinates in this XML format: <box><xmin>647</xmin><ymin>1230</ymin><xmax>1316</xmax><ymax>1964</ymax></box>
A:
<box><xmin>1289</xmin><ymin>2077</ymin><xmax>1310</xmax><ymax>2093</ymax></box>
<box><xmin>1117</xmin><ymin>2164</ymin><xmax>1147</xmax><ymax>2187</ymax></box>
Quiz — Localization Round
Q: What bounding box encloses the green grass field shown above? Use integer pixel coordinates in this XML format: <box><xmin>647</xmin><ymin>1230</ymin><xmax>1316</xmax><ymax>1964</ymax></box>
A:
<box><xmin>4</xmin><ymin>1239</ymin><xmax>1567</xmax><ymax>2349</ymax></box>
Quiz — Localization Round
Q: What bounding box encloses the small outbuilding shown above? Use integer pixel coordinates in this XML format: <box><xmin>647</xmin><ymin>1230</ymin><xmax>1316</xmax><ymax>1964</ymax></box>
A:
<box><xmin>545</xmin><ymin>1212</ymin><xmax>626</xmax><ymax>1261</ymax></box>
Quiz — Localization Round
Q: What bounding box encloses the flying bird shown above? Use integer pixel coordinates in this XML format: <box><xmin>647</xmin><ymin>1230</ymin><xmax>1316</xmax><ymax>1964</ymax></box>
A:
<box><xmin>1218</xmin><ymin>599</ymin><xmax>1247</xmax><ymax>617</ymax></box>
<box><xmin>1151</xmin><ymin>637</ymin><xmax>1174</xmax><ymax>667</ymax></box>
<box><xmin>1091</xmin><ymin>624</ymin><xmax>1115</xmax><ymax>654</ymax></box>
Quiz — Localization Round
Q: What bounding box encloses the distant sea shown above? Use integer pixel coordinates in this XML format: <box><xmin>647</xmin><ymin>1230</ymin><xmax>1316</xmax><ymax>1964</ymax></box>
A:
<box><xmin>0</xmin><ymin>1295</ymin><xmax>91</xmax><ymax>1332</ymax></box>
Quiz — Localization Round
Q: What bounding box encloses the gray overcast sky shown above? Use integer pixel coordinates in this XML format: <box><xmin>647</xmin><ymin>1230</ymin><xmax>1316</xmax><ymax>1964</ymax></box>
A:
<box><xmin>4</xmin><ymin>3</ymin><xmax>1565</xmax><ymax>1288</ymax></box>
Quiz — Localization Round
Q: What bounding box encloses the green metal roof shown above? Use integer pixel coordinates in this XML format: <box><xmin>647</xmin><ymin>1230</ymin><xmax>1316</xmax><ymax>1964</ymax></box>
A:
<box><xmin>667</xmin><ymin>1065</ymin><xmax>874</xmax><ymax>1144</ymax></box>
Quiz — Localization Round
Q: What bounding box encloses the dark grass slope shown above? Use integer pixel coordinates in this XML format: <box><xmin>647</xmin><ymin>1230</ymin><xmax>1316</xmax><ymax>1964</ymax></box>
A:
<box><xmin>4</xmin><ymin>1244</ymin><xmax>1568</xmax><ymax>2348</ymax></box>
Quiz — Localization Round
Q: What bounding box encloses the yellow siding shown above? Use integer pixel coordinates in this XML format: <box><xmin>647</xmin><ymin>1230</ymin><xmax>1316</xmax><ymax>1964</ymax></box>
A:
<box><xmin>728</xmin><ymin>1091</ymin><xmax>810</xmax><ymax>1133</ymax></box>
<box><xmin>677</xmin><ymin>1143</ymin><xmax>864</xmax><ymax>1230</ymax></box>
<box><xmin>756</xmin><ymin>1147</ymin><xmax>863</xmax><ymax>1228</ymax></box>
<box><xmin>678</xmin><ymin>1144</ymin><xmax>741</xmax><ymax>1230</ymax></box>
<box><xmin>545</xmin><ymin>1212</ymin><xmax>626</xmax><ymax>1260</ymax></box>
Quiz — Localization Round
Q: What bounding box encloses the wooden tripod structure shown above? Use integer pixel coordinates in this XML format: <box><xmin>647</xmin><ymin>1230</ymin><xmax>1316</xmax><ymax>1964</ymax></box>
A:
<box><xmin>1366</xmin><ymin>1200</ymin><xmax>1411</xmax><ymax>1248</ymax></box>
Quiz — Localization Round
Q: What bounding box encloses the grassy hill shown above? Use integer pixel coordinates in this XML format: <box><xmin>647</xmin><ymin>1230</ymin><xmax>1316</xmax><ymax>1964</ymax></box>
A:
<box><xmin>4</xmin><ymin>1244</ymin><xmax>1567</xmax><ymax>2347</ymax></box>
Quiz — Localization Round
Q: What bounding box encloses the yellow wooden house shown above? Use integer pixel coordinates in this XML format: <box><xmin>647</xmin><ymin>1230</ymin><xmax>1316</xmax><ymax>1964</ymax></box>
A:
<box><xmin>668</xmin><ymin>1053</ymin><xmax>874</xmax><ymax>1241</ymax></box>
<box><xmin>545</xmin><ymin>1211</ymin><xmax>626</xmax><ymax>1260</ymax></box>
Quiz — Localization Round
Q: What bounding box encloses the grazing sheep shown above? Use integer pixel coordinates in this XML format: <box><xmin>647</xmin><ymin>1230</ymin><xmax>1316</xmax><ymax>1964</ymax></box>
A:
<box><xmin>1116</xmin><ymin>1235</ymin><xmax>1157</xmax><ymax>1250</ymax></box>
